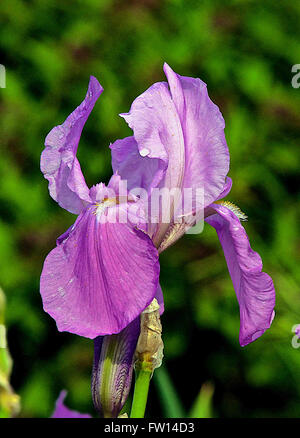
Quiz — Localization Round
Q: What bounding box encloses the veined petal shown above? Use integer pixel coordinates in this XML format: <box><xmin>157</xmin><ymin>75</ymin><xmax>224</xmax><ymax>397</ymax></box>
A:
<box><xmin>52</xmin><ymin>391</ymin><xmax>91</xmax><ymax>418</ymax></box>
<box><xmin>120</xmin><ymin>81</ymin><xmax>185</xmax><ymax>194</ymax></box>
<box><xmin>163</xmin><ymin>63</ymin><xmax>230</xmax><ymax>208</ymax></box>
<box><xmin>113</xmin><ymin>64</ymin><xmax>229</xmax><ymax>249</ymax></box>
<box><xmin>216</xmin><ymin>177</ymin><xmax>232</xmax><ymax>200</ymax></box>
<box><xmin>110</xmin><ymin>136</ymin><xmax>161</xmax><ymax>193</ymax></box>
<box><xmin>92</xmin><ymin>318</ymin><xmax>140</xmax><ymax>418</ymax></box>
<box><xmin>41</xmin><ymin>76</ymin><xmax>103</xmax><ymax>214</ymax></box>
<box><xmin>40</xmin><ymin>203</ymin><xmax>160</xmax><ymax>338</ymax></box>
<box><xmin>120</xmin><ymin>79</ymin><xmax>185</xmax><ymax>246</ymax></box>
<box><xmin>205</xmin><ymin>204</ymin><xmax>275</xmax><ymax>346</ymax></box>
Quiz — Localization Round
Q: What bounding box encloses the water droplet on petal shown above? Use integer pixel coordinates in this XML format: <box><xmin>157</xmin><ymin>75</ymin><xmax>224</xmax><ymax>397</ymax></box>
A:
<box><xmin>140</xmin><ymin>148</ymin><xmax>150</xmax><ymax>157</ymax></box>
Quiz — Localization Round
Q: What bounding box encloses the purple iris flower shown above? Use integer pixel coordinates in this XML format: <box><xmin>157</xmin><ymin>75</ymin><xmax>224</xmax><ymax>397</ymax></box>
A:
<box><xmin>40</xmin><ymin>77</ymin><xmax>160</xmax><ymax>339</ymax></box>
<box><xmin>40</xmin><ymin>63</ymin><xmax>275</xmax><ymax>349</ymax></box>
<box><xmin>110</xmin><ymin>63</ymin><xmax>276</xmax><ymax>347</ymax></box>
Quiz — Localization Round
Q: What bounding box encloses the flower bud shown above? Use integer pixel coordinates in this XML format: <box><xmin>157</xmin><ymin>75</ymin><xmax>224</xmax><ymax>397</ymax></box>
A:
<box><xmin>92</xmin><ymin>318</ymin><xmax>140</xmax><ymax>418</ymax></box>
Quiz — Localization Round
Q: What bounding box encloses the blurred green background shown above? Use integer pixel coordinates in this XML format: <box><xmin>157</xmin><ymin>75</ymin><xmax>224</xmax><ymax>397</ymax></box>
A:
<box><xmin>0</xmin><ymin>0</ymin><xmax>300</xmax><ymax>418</ymax></box>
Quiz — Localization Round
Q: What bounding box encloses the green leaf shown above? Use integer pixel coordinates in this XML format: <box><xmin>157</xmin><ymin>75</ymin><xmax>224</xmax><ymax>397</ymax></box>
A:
<box><xmin>153</xmin><ymin>365</ymin><xmax>185</xmax><ymax>418</ymax></box>
<box><xmin>189</xmin><ymin>382</ymin><xmax>214</xmax><ymax>418</ymax></box>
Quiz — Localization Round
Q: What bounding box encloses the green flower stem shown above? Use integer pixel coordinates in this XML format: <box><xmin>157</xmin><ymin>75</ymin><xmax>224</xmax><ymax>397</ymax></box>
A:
<box><xmin>130</xmin><ymin>368</ymin><xmax>152</xmax><ymax>418</ymax></box>
<box><xmin>130</xmin><ymin>298</ymin><xmax>164</xmax><ymax>418</ymax></box>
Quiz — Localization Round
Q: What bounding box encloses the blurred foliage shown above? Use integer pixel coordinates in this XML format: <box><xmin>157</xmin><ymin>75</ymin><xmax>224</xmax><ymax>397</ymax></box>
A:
<box><xmin>154</xmin><ymin>366</ymin><xmax>185</xmax><ymax>418</ymax></box>
<box><xmin>0</xmin><ymin>288</ymin><xmax>20</xmax><ymax>417</ymax></box>
<box><xmin>0</xmin><ymin>0</ymin><xmax>300</xmax><ymax>418</ymax></box>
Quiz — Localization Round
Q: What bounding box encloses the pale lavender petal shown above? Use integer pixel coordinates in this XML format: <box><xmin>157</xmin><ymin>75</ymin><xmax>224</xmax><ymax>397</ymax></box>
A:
<box><xmin>40</xmin><ymin>203</ymin><xmax>160</xmax><ymax>338</ymax></box>
<box><xmin>121</xmin><ymin>82</ymin><xmax>185</xmax><ymax>247</ymax></box>
<box><xmin>92</xmin><ymin>318</ymin><xmax>140</xmax><ymax>418</ymax></box>
<box><xmin>41</xmin><ymin>76</ymin><xmax>103</xmax><ymax>214</ymax></box>
<box><xmin>163</xmin><ymin>63</ymin><xmax>230</xmax><ymax>208</ymax></box>
<box><xmin>88</xmin><ymin>175</ymin><xmax>135</xmax><ymax>206</ymax></box>
<box><xmin>52</xmin><ymin>391</ymin><xmax>91</xmax><ymax>418</ymax></box>
<box><xmin>120</xmin><ymin>80</ymin><xmax>185</xmax><ymax>245</ymax></box>
<box><xmin>110</xmin><ymin>136</ymin><xmax>161</xmax><ymax>193</ymax></box>
<box><xmin>205</xmin><ymin>204</ymin><xmax>275</xmax><ymax>346</ymax></box>
<box><xmin>89</xmin><ymin>182</ymin><xmax>115</xmax><ymax>203</ymax></box>
<box><xmin>216</xmin><ymin>177</ymin><xmax>232</xmax><ymax>200</ymax></box>
<box><xmin>117</xmin><ymin>64</ymin><xmax>230</xmax><ymax>248</ymax></box>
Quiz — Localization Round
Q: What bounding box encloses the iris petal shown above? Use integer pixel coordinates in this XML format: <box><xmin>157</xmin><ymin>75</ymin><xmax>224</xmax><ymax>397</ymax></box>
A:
<box><xmin>120</xmin><ymin>80</ymin><xmax>185</xmax><ymax>196</ymax></box>
<box><xmin>115</xmin><ymin>64</ymin><xmax>230</xmax><ymax>207</ymax></box>
<box><xmin>110</xmin><ymin>64</ymin><xmax>230</xmax><ymax>248</ymax></box>
<box><xmin>41</xmin><ymin>76</ymin><xmax>103</xmax><ymax>214</ymax></box>
<box><xmin>40</xmin><ymin>203</ymin><xmax>160</xmax><ymax>338</ymax></box>
<box><xmin>205</xmin><ymin>204</ymin><xmax>275</xmax><ymax>346</ymax></box>
<box><xmin>216</xmin><ymin>177</ymin><xmax>232</xmax><ymax>200</ymax></box>
<box><xmin>110</xmin><ymin>136</ymin><xmax>161</xmax><ymax>194</ymax></box>
<box><xmin>163</xmin><ymin>63</ymin><xmax>230</xmax><ymax>208</ymax></box>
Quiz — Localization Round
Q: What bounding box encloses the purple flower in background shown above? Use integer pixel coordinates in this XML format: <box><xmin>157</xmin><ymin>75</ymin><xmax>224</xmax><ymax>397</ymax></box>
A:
<box><xmin>40</xmin><ymin>63</ymin><xmax>275</xmax><ymax>347</ymax></box>
<box><xmin>52</xmin><ymin>391</ymin><xmax>91</xmax><ymax>418</ymax></box>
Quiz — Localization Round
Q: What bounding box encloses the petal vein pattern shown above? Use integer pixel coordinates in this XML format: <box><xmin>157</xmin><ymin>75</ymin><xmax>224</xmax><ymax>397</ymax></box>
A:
<box><xmin>40</xmin><ymin>205</ymin><xmax>160</xmax><ymax>338</ymax></box>
<box><xmin>205</xmin><ymin>204</ymin><xmax>275</xmax><ymax>346</ymax></box>
<box><xmin>111</xmin><ymin>64</ymin><xmax>230</xmax><ymax>248</ymax></box>
<box><xmin>40</xmin><ymin>76</ymin><xmax>103</xmax><ymax>214</ymax></box>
